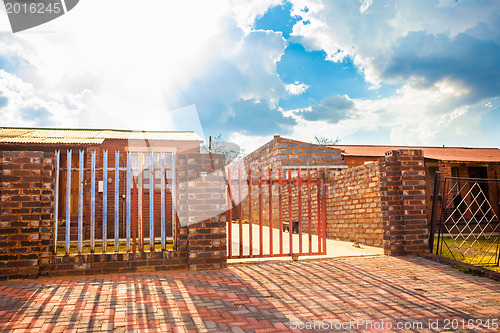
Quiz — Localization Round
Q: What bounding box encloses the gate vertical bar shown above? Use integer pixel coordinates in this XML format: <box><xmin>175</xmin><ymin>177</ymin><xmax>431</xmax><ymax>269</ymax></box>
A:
<box><xmin>259</xmin><ymin>168</ymin><xmax>263</xmax><ymax>257</ymax></box>
<box><xmin>166</xmin><ymin>170</ymin><xmax>174</xmax><ymax>250</ymax></box>
<box><xmin>308</xmin><ymin>169</ymin><xmax>312</xmax><ymax>255</ymax></box>
<box><xmin>429</xmin><ymin>172</ymin><xmax>440</xmax><ymax>253</ymax></box>
<box><xmin>126</xmin><ymin>152</ymin><xmax>131</xmax><ymax>252</ymax></box>
<box><xmin>65</xmin><ymin>149</ymin><xmax>71</xmax><ymax>255</ymax></box>
<box><xmin>317</xmin><ymin>168</ymin><xmax>321</xmax><ymax>254</ymax></box>
<box><xmin>298</xmin><ymin>168</ymin><xmax>303</xmax><ymax>255</ymax></box>
<box><xmin>90</xmin><ymin>151</ymin><xmax>96</xmax><ymax>253</ymax></box>
<box><xmin>78</xmin><ymin>150</ymin><xmax>84</xmax><ymax>254</ymax></box>
<box><xmin>53</xmin><ymin>151</ymin><xmax>60</xmax><ymax>254</ymax></box>
<box><xmin>114</xmin><ymin>151</ymin><xmax>119</xmax><ymax>252</ymax></box>
<box><xmin>268</xmin><ymin>168</ymin><xmax>273</xmax><ymax>256</ymax></box>
<box><xmin>160</xmin><ymin>153</ymin><xmax>166</xmax><ymax>250</ymax></box>
<box><xmin>149</xmin><ymin>152</ymin><xmax>155</xmax><ymax>251</ymax></box>
<box><xmin>288</xmin><ymin>169</ymin><xmax>293</xmax><ymax>256</ymax></box>
<box><xmin>278</xmin><ymin>168</ymin><xmax>283</xmax><ymax>255</ymax></box>
<box><xmin>171</xmin><ymin>152</ymin><xmax>177</xmax><ymax>249</ymax></box>
<box><xmin>138</xmin><ymin>152</ymin><xmax>143</xmax><ymax>251</ymax></box>
<box><xmin>436</xmin><ymin>178</ymin><xmax>447</xmax><ymax>256</ymax></box>
<box><xmin>227</xmin><ymin>168</ymin><xmax>232</xmax><ymax>258</ymax></box>
<box><xmin>248</xmin><ymin>169</ymin><xmax>253</xmax><ymax>258</ymax></box>
<box><xmin>322</xmin><ymin>173</ymin><xmax>326</xmax><ymax>254</ymax></box>
<box><xmin>102</xmin><ymin>151</ymin><xmax>108</xmax><ymax>253</ymax></box>
<box><xmin>238</xmin><ymin>167</ymin><xmax>243</xmax><ymax>257</ymax></box>
<box><xmin>132</xmin><ymin>177</ymin><xmax>137</xmax><ymax>252</ymax></box>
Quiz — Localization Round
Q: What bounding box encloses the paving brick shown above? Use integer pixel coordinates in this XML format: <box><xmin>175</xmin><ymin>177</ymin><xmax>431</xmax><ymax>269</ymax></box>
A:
<box><xmin>1</xmin><ymin>256</ymin><xmax>499</xmax><ymax>332</ymax></box>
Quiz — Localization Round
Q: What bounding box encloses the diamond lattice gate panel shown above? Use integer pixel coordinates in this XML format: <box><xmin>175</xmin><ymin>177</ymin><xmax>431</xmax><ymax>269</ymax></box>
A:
<box><xmin>431</xmin><ymin>175</ymin><xmax>500</xmax><ymax>267</ymax></box>
<box><xmin>226</xmin><ymin>167</ymin><xmax>327</xmax><ymax>259</ymax></box>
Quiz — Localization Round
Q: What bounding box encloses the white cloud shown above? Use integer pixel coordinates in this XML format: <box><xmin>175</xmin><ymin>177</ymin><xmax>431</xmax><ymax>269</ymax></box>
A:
<box><xmin>0</xmin><ymin>69</ymin><xmax>91</xmax><ymax>127</ymax></box>
<box><xmin>290</xmin><ymin>0</ymin><xmax>500</xmax><ymax>84</ymax></box>
<box><xmin>285</xmin><ymin>81</ymin><xmax>309</xmax><ymax>95</ymax></box>
<box><xmin>359</xmin><ymin>0</ymin><xmax>373</xmax><ymax>14</ymax></box>
<box><xmin>259</xmin><ymin>0</ymin><xmax>500</xmax><ymax>150</ymax></box>
<box><xmin>228</xmin><ymin>131</ymin><xmax>274</xmax><ymax>155</ymax></box>
<box><xmin>0</xmin><ymin>0</ymin><xmax>285</xmax><ymax>132</ymax></box>
<box><xmin>2</xmin><ymin>0</ymin><xmax>498</xmax><ymax>153</ymax></box>
<box><xmin>284</xmin><ymin>79</ymin><xmax>487</xmax><ymax>147</ymax></box>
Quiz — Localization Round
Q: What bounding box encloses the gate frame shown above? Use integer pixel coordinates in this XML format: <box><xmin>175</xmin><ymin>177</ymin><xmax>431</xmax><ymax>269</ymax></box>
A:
<box><xmin>430</xmin><ymin>174</ymin><xmax>500</xmax><ymax>267</ymax></box>
<box><xmin>226</xmin><ymin>166</ymin><xmax>327</xmax><ymax>259</ymax></box>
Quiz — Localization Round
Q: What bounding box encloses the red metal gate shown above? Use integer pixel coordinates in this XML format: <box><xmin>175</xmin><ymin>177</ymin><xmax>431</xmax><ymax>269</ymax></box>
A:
<box><xmin>226</xmin><ymin>167</ymin><xmax>327</xmax><ymax>259</ymax></box>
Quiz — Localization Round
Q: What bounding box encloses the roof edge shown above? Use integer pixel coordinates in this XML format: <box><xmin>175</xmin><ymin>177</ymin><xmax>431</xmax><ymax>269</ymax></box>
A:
<box><xmin>0</xmin><ymin>126</ymin><xmax>200</xmax><ymax>135</ymax></box>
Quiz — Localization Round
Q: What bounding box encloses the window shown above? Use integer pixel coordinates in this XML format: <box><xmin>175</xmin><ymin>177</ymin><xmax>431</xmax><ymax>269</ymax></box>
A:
<box><xmin>428</xmin><ymin>167</ymin><xmax>438</xmax><ymax>195</ymax></box>
<box><xmin>128</xmin><ymin>151</ymin><xmax>175</xmax><ymax>189</ymax></box>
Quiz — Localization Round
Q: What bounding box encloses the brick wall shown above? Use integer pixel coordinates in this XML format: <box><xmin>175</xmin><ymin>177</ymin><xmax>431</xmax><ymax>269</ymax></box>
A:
<box><xmin>243</xmin><ymin>135</ymin><xmax>346</xmax><ymax>171</ymax></box>
<box><xmin>0</xmin><ymin>151</ymin><xmax>54</xmax><ymax>280</ymax></box>
<box><xmin>325</xmin><ymin>162</ymin><xmax>383</xmax><ymax>246</ymax></box>
<box><xmin>322</xmin><ymin>149</ymin><xmax>427</xmax><ymax>254</ymax></box>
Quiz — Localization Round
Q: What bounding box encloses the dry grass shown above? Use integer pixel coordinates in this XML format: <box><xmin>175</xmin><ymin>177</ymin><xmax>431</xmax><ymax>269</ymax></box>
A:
<box><xmin>434</xmin><ymin>236</ymin><xmax>500</xmax><ymax>273</ymax></box>
<box><xmin>56</xmin><ymin>240</ymin><xmax>173</xmax><ymax>255</ymax></box>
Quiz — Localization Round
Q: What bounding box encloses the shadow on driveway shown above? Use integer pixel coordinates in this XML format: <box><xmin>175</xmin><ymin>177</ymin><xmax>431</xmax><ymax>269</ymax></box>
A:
<box><xmin>1</xmin><ymin>256</ymin><xmax>499</xmax><ymax>332</ymax></box>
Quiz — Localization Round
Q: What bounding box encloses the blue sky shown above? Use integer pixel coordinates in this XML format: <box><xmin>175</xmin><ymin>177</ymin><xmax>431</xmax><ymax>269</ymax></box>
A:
<box><xmin>0</xmin><ymin>0</ymin><xmax>499</xmax><ymax>152</ymax></box>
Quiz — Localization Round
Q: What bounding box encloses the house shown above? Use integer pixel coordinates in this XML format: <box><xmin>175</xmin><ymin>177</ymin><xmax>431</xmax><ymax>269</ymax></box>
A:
<box><xmin>334</xmin><ymin>145</ymin><xmax>500</xmax><ymax>221</ymax></box>
<box><xmin>0</xmin><ymin>127</ymin><xmax>203</xmax><ymax>239</ymax></box>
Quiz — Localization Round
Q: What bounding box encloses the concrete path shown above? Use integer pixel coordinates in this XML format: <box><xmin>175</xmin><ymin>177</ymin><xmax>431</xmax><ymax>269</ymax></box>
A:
<box><xmin>227</xmin><ymin>222</ymin><xmax>383</xmax><ymax>263</ymax></box>
<box><xmin>1</xmin><ymin>256</ymin><xmax>499</xmax><ymax>332</ymax></box>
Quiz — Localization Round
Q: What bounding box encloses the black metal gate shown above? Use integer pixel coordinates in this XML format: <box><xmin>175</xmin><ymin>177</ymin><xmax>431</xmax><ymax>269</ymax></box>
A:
<box><xmin>430</xmin><ymin>174</ymin><xmax>500</xmax><ymax>268</ymax></box>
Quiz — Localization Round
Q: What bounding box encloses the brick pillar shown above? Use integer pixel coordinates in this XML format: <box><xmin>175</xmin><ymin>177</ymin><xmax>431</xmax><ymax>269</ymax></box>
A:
<box><xmin>0</xmin><ymin>151</ymin><xmax>54</xmax><ymax>280</ymax></box>
<box><xmin>176</xmin><ymin>153</ymin><xmax>228</xmax><ymax>270</ymax></box>
<box><xmin>379</xmin><ymin>150</ymin><xmax>428</xmax><ymax>256</ymax></box>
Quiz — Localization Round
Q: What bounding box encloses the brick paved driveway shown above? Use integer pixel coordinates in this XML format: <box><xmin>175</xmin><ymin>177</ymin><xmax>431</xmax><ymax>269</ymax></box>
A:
<box><xmin>1</xmin><ymin>256</ymin><xmax>499</xmax><ymax>332</ymax></box>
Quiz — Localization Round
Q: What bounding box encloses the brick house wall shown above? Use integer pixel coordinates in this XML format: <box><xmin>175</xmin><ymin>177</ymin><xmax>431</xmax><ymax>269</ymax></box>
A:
<box><xmin>342</xmin><ymin>155</ymin><xmax>378</xmax><ymax>168</ymax></box>
<box><xmin>436</xmin><ymin>161</ymin><xmax>500</xmax><ymax>220</ymax></box>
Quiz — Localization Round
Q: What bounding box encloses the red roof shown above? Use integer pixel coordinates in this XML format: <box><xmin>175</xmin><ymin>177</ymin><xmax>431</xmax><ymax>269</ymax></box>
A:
<box><xmin>333</xmin><ymin>145</ymin><xmax>500</xmax><ymax>163</ymax></box>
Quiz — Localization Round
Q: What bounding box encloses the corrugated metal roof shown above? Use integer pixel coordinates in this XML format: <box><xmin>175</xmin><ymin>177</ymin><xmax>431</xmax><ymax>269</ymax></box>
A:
<box><xmin>0</xmin><ymin>127</ymin><xmax>203</xmax><ymax>145</ymax></box>
<box><xmin>334</xmin><ymin>145</ymin><xmax>500</xmax><ymax>163</ymax></box>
